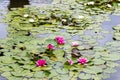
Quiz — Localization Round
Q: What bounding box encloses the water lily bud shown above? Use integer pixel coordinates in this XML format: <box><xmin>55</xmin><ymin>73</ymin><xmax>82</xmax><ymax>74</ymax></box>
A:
<box><xmin>71</xmin><ymin>41</ymin><xmax>79</xmax><ymax>47</ymax></box>
<box><xmin>107</xmin><ymin>4</ymin><xmax>112</xmax><ymax>8</ymax></box>
<box><xmin>29</xmin><ymin>19</ymin><xmax>34</xmax><ymax>22</ymax></box>
<box><xmin>36</xmin><ymin>59</ymin><xmax>46</xmax><ymax>67</ymax></box>
<box><xmin>47</xmin><ymin>44</ymin><xmax>55</xmax><ymax>50</ymax></box>
<box><xmin>68</xmin><ymin>60</ymin><xmax>73</xmax><ymax>65</ymax></box>
<box><xmin>78</xmin><ymin>57</ymin><xmax>88</xmax><ymax>65</ymax></box>
<box><xmin>24</xmin><ymin>14</ymin><xmax>29</xmax><ymax>17</ymax></box>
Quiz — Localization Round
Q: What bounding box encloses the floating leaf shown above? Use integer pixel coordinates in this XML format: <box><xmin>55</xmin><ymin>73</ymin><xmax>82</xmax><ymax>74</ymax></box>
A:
<box><xmin>53</xmin><ymin>50</ymin><xmax>65</xmax><ymax>61</ymax></box>
<box><xmin>104</xmin><ymin>68</ymin><xmax>117</xmax><ymax>73</ymax></box>
<box><xmin>102</xmin><ymin>54</ymin><xmax>120</xmax><ymax>61</ymax></box>
<box><xmin>78</xmin><ymin>73</ymin><xmax>91</xmax><ymax>79</ymax></box>
<box><xmin>22</xmin><ymin>65</ymin><xmax>35</xmax><ymax>69</ymax></box>
<box><xmin>34</xmin><ymin>71</ymin><xmax>45</xmax><ymax>78</ymax></box>
<box><xmin>1</xmin><ymin>72</ymin><xmax>12</xmax><ymax>77</ymax></box>
<box><xmin>84</xmin><ymin>66</ymin><xmax>103</xmax><ymax>74</ymax></box>
<box><xmin>56</xmin><ymin>68</ymin><xmax>68</xmax><ymax>74</ymax></box>
<box><xmin>0</xmin><ymin>56</ymin><xmax>16</xmax><ymax>64</ymax></box>
<box><xmin>92</xmin><ymin>59</ymin><xmax>105</xmax><ymax>65</ymax></box>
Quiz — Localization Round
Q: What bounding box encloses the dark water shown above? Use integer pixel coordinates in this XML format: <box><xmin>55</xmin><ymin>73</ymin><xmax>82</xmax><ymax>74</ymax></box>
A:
<box><xmin>0</xmin><ymin>0</ymin><xmax>120</xmax><ymax>80</ymax></box>
<box><xmin>8</xmin><ymin>0</ymin><xmax>29</xmax><ymax>10</ymax></box>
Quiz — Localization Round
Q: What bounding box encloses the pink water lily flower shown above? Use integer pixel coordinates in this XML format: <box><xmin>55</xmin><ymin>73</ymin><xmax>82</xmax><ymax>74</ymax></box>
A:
<box><xmin>36</xmin><ymin>59</ymin><xmax>46</xmax><ymax>67</ymax></box>
<box><xmin>47</xmin><ymin>44</ymin><xmax>55</xmax><ymax>50</ymax></box>
<box><xmin>68</xmin><ymin>60</ymin><xmax>73</xmax><ymax>65</ymax></box>
<box><xmin>55</xmin><ymin>36</ymin><xmax>65</xmax><ymax>45</ymax></box>
<box><xmin>71</xmin><ymin>41</ymin><xmax>79</xmax><ymax>47</ymax></box>
<box><xmin>78</xmin><ymin>57</ymin><xmax>88</xmax><ymax>65</ymax></box>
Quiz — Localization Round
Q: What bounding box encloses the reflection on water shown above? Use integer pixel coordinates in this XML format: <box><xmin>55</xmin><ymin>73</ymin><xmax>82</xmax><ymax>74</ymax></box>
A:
<box><xmin>72</xmin><ymin>34</ymin><xmax>82</xmax><ymax>41</ymax></box>
<box><xmin>29</xmin><ymin>0</ymin><xmax>53</xmax><ymax>5</ymax></box>
<box><xmin>0</xmin><ymin>76</ymin><xmax>6</xmax><ymax>80</ymax></box>
<box><xmin>0</xmin><ymin>23</ymin><xmax>8</xmax><ymax>39</ymax></box>
<box><xmin>104</xmin><ymin>15</ymin><xmax>120</xmax><ymax>80</ymax></box>
<box><xmin>0</xmin><ymin>0</ymin><xmax>9</xmax><ymax>39</ymax></box>
<box><xmin>37</xmin><ymin>33</ymin><xmax>50</xmax><ymax>38</ymax></box>
<box><xmin>105</xmin><ymin>61</ymin><xmax>120</xmax><ymax>80</ymax></box>
<box><xmin>98</xmin><ymin>33</ymin><xmax>113</xmax><ymax>46</ymax></box>
<box><xmin>8</xmin><ymin>0</ymin><xmax>29</xmax><ymax>10</ymax></box>
<box><xmin>98</xmin><ymin>15</ymin><xmax>120</xmax><ymax>46</ymax></box>
<box><xmin>102</xmin><ymin>15</ymin><xmax>120</xmax><ymax>31</ymax></box>
<box><xmin>82</xmin><ymin>15</ymin><xmax>120</xmax><ymax>80</ymax></box>
<box><xmin>84</xmin><ymin>15</ymin><xmax>120</xmax><ymax>46</ymax></box>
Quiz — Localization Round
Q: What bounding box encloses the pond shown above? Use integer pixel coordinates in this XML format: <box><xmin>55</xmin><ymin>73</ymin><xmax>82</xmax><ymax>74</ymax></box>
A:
<box><xmin>0</xmin><ymin>0</ymin><xmax>120</xmax><ymax>80</ymax></box>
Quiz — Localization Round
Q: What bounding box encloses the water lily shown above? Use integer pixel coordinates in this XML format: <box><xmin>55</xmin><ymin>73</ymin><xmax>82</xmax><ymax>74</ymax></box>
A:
<box><xmin>68</xmin><ymin>60</ymin><xmax>73</xmax><ymax>65</ymax></box>
<box><xmin>62</xmin><ymin>19</ymin><xmax>68</xmax><ymax>25</ymax></box>
<box><xmin>87</xmin><ymin>1</ymin><xmax>95</xmax><ymax>5</ymax></box>
<box><xmin>55</xmin><ymin>36</ymin><xmax>65</xmax><ymax>45</ymax></box>
<box><xmin>71</xmin><ymin>41</ymin><xmax>79</xmax><ymax>47</ymax></box>
<box><xmin>23</xmin><ymin>14</ymin><xmax>29</xmax><ymax>17</ymax></box>
<box><xmin>62</xmin><ymin>19</ymin><xmax>67</xmax><ymax>22</ymax></box>
<box><xmin>118</xmin><ymin>3</ymin><xmax>120</xmax><ymax>6</ymax></box>
<box><xmin>36</xmin><ymin>59</ymin><xmax>46</xmax><ymax>67</ymax></box>
<box><xmin>29</xmin><ymin>18</ymin><xmax>34</xmax><ymax>22</ymax></box>
<box><xmin>47</xmin><ymin>44</ymin><xmax>55</xmax><ymax>50</ymax></box>
<box><xmin>107</xmin><ymin>4</ymin><xmax>112</xmax><ymax>8</ymax></box>
<box><xmin>78</xmin><ymin>57</ymin><xmax>88</xmax><ymax>65</ymax></box>
<box><xmin>78</xmin><ymin>15</ymin><xmax>84</xmax><ymax>19</ymax></box>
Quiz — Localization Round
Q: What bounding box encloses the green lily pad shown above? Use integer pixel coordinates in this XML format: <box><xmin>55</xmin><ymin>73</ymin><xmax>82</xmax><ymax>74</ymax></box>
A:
<box><xmin>53</xmin><ymin>50</ymin><xmax>65</xmax><ymax>62</ymax></box>
<box><xmin>78</xmin><ymin>73</ymin><xmax>91</xmax><ymax>79</ymax></box>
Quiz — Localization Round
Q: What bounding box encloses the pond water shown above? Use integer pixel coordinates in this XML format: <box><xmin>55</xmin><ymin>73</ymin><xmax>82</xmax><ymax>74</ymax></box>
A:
<box><xmin>97</xmin><ymin>15</ymin><xmax>120</xmax><ymax>46</ymax></box>
<box><xmin>0</xmin><ymin>0</ymin><xmax>9</xmax><ymax>39</ymax></box>
<box><xmin>102</xmin><ymin>15</ymin><xmax>120</xmax><ymax>80</ymax></box>
<box><xmin>0</xmin><ymin>0</ymin><xmax>120</xmax><ymax>80</ymax></box>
